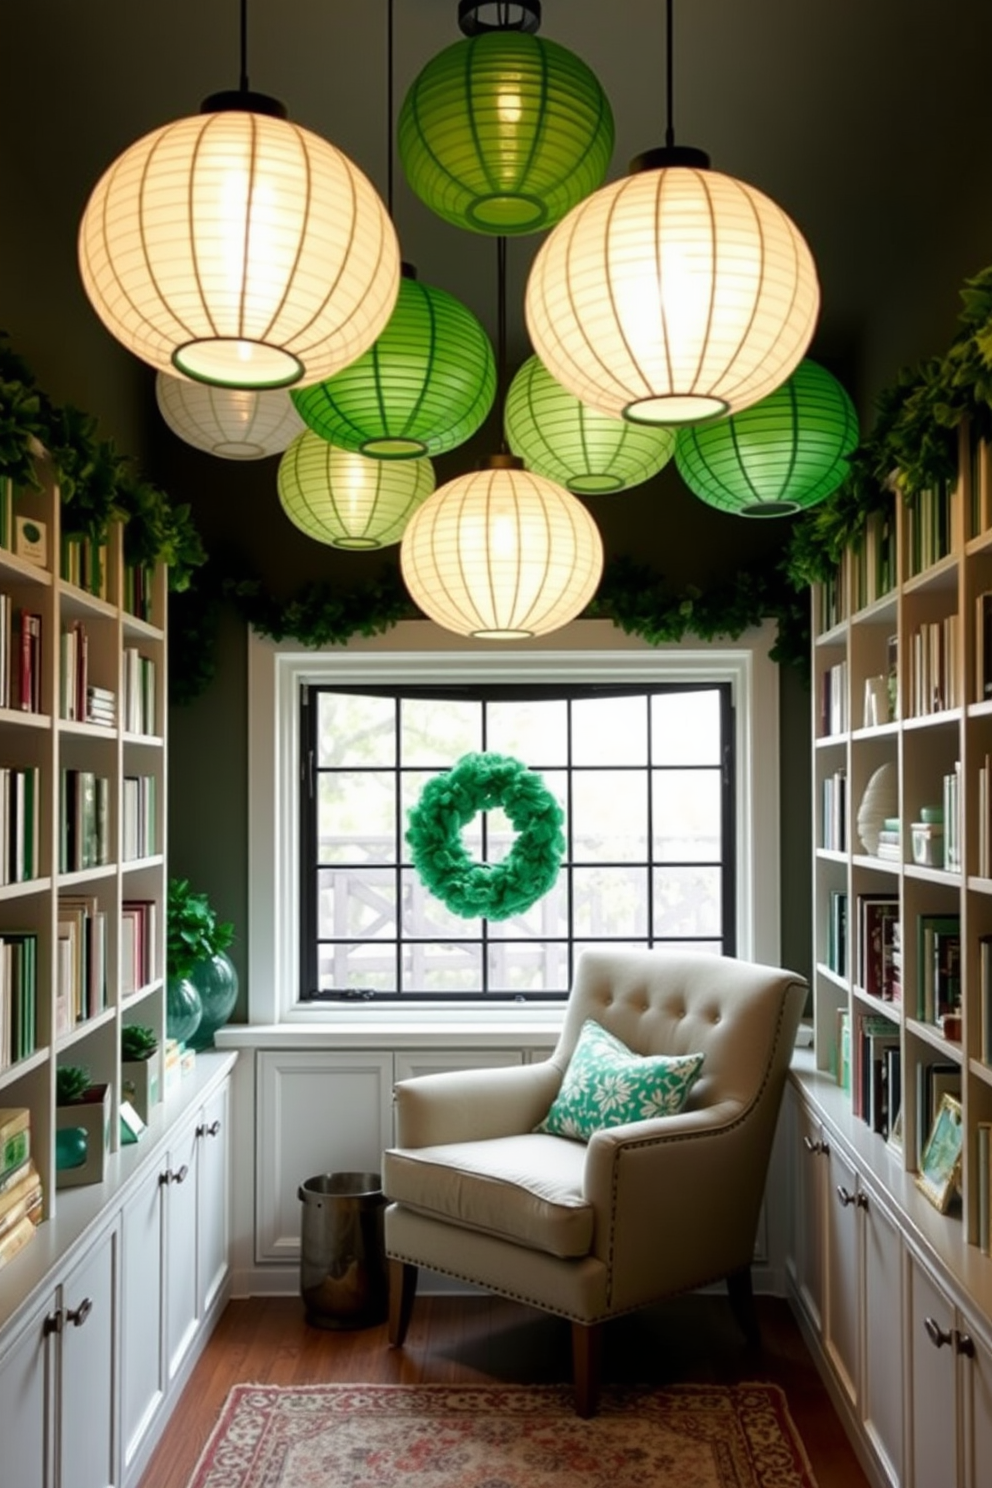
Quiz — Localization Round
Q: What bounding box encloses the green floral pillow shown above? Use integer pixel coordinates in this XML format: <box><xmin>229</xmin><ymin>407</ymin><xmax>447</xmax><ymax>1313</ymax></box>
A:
<box><xmin>536</xmin><ymin>1018</ymin><xmax>704</xmax><ymax>1141</ymax></box>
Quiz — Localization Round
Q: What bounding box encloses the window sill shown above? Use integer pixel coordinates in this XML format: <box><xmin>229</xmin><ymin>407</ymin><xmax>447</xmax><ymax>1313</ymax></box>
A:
<box><xmin>215</xmin><ymin>1007</ymin><xmax>565</xmax><ymax>1052</ymax></box>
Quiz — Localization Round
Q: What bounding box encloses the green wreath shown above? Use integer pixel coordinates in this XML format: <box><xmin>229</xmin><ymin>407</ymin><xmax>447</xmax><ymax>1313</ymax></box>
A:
<box><xmin>406</xmin><ymin>753</ymin><xmax>565</xmax><ymax>921</ymax></box>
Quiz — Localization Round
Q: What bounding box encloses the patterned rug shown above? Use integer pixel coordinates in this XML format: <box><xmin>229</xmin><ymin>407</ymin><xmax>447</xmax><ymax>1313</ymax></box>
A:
<box><xmin>185</xmin><ymin>1381</ymin><xmax>818</xmax><ymax>1487</ymax></box>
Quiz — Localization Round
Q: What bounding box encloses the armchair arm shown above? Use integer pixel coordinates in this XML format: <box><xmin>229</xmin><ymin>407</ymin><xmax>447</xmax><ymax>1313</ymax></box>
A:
<box><xmin>394</xmin><ymin>1060</ymin><xmax>563</xmax><ymax>1147</ymax></box>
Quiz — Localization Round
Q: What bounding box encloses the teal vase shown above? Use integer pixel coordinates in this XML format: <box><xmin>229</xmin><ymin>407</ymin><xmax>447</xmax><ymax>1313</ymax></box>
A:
<box><xmin>166</xmin><ymin>975</ymin><xmax>203</xmax><ymax>1045</ymax></box>
<box><xmin>187</xmin><ymin>951</ymin><xmax>239</xmax><ymax>1050</ymax></box>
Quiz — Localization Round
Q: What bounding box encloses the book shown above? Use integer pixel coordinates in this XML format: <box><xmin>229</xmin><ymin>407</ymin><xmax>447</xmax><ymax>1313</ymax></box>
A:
<box><xmin>0</xmin><ymin>1211</ymin><xmax>37</xmax><ymax>1270</ymax></box>
<box><xmin>979</xmin><ymin>1123</ymin><xmax>992</xmax><ymax>1257</ymax></box>
<box><xmin>858</xmin><ymin>895</ymin><xmax>899</xmax><ymax>1001</ymax></box>
<box><xmin>0</xmin><ymin>1161</ymin><xmax>42</xmax><ymax>1241</ymax></box>
<box><xmin>916</xmin><ymin>914</ymin><xmax>961</xmax><ymax>1024</ymax></box>
<box><xmin>0</xmin><ymin>1108</ymin><xmax>30</xmax><ymax>1183</ymax></box>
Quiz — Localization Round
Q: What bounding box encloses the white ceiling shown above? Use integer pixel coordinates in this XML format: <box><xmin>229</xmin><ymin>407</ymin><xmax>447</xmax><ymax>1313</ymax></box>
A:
<box><xmin>3</xmin><ymin>0</ymin><xmax>992</xmax><ymax>423</ymax></box>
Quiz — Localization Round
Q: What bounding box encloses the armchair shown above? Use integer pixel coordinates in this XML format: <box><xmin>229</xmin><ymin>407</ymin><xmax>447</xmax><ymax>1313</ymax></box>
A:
<box><xmin>383</xmin><ymin>948</ymin><xmax>807</xmax><ymax>1415</ymax></box>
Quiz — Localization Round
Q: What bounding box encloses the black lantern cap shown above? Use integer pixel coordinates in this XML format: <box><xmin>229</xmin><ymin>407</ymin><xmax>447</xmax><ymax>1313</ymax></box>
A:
<box><xmin>459</xmin><ymin>1</ymin><xmax>541</xmax><ymax>36</ymax></box>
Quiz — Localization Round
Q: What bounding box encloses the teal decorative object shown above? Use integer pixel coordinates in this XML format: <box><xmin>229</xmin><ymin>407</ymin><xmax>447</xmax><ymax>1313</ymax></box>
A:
<box><xmin>399</xmin><ymin>30</ymin><xmax>614</xmax><ymax>234</ymax></box>
<box><xmin>406</xmin><ymin>752</ymin><xmax>565</xmax><ymax>920</ymax></box>
<box><xmin>536</xmin><ymin>1019</ymin><xmax>705</xmax><ymax>1141</ymax></box>
<box><xmin>505</xmin><ymin>356</ymin><xmax>677</xmax><ymax>493</ymax></box>
<box><xmin>186</xmin><ymin>950</ymin><xmax>239</xmax><ymax>1050</ymax></box>
<box><xmin>55</xmin><ymin>1126</ymin><xmax>88</xmax><ymax>1170</ymax></box>
<box><xmin>675</xmin><ymin>360</ymin><xmax>859</xmax><ymax>517</ymax></box>
<box><xmin>291</xmin><ymin>271</ymin><xmax>496</xmax><ymax>459</ymax></box>
<box><xmin>166</xmin><ymin>975</ymin><xmax>203</xmax><ymax>1045</ymax></box>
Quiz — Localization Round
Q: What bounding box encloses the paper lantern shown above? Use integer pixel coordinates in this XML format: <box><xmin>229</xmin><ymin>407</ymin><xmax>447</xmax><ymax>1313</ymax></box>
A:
<box><xmin>155</xmin><ymin>373</ymin><xmax>304</xmax><ymax>460</ymax></box>
<box><xmin>400</xmin><ymin>455</ymin><xmax>603</xmax><ymax>638</ymax></box>
<box><xmin>79</xmin><ymin>95</ymin><xmax>400</xmax><ymax>389</ymax></box>
<box><xmin>525</xmin><ymin>150</ymin><xmax>819</xmax><ymax>424</ymax></box>
<box><xmin>278</xmin><ymin>432</ymin><xmax>434</xmax><ymax>549</ymax></box>
<box><xmin>291</xmin><ymin>271</ymin><xmax>496</xmax><ymax>458</ymax></box>
<box><xmin>504</xmin><ymin>355</ymin><xmax>676</xmax><ymax>493</ymax></box>
<box><xmin>398</xmin><ymin>30</ymin><xmax>613</xmax><ymax>235</ymax></box>
<box><xmin>675</xmin><ymin>360</ymin><xmax>859</xmax><ymax>516</ymax></box>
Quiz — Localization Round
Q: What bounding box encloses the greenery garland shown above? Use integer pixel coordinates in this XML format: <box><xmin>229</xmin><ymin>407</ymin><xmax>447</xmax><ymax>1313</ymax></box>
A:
<box><xmin>406</xmin><ymin>753</ymin><xmax>565</xmax><ymax>921</ymax></box>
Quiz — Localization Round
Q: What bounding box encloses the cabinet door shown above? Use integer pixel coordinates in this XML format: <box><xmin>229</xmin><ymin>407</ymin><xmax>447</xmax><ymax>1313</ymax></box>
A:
<box><xmin>861</xmin><ymin>1183</ymin><xmax>904</xmax><ymax>1488</ymax></box>
<box><xmin>164</xmin><ymin>1116</ymin><xmax>200</xmax><ymax>1384</ymax></box>
<box><xmin>255</xmin><ymin>1051</ymin><xmax>393</xmax><ymax>1263</ymax></box>
<box><xmin>120</xmin><ymin>1160</ymin><xmax>165</xmax><ymax>1476</ymax></box>
<box><xmin>789</xmin><ymin>1092</ymin><xmax>826</xmax><ymax>1335</ymax></box>
<box><xmin>196</xmin><ymin>1080</ymin><xmax>231</xmax><ymax>1318</ymax></box>
<box><xmin>964</xmin><ymin>1313</ymin><xmax>992</xmax><ymax>1488</ymax></box>
<box><xmin>824</xmin><ymin>1142</ymin><xmax>860</xmax><ymax>1409</ymax></box>
<box><xmin>908</xmin><ymin>1250</ymin><xmax>961</xmax><ymax>1488</ymax></box>
<box><xmin>393</xmin><ymin>1049</ymin><xmax>523</xmax><ymax>1083</ymax></box>
<box><xmin>59</xmin><ymin>1224</ymin><xmax>118</xmax><ymax>1488</ymax></box>
<box><xmin>0</xmin><ymin>1299</ymin><xmax>51</xmax><ymax>1488</ymax></box>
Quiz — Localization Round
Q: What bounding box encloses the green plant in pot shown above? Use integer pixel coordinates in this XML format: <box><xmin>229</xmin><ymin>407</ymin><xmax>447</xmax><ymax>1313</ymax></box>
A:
<box><xmin>56</xmin><ymin>1063</ymin><xmax>111</xmax><ymax>1187</ymax></box>
<box><xmin>167</xmin><ymin>878</ymin><xmax>238</xmax><ymax>1050</ymax></box>
<box><xmin>121</xmin><ymin>1024</ymin><xmax>159</xmax><ymax>1122</ymax></box>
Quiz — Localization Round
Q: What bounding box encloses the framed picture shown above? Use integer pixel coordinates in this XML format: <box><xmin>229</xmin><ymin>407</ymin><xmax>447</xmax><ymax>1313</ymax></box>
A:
<box><xmin>917</xmin><ymin>1093</ymin><xmax>964</xmax><ymax>1212</ymax></box>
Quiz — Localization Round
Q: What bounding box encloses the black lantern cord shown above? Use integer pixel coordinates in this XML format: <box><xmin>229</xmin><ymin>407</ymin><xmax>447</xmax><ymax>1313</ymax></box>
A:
<box><xmin>665</xmin><ymin>0</ymin><xmax>675</xmax><ymax>147</ymax></box>
<box><xmin>387</xmin><ymin>0</ymin><xmax>395</xmax><ymax>217</ymax></box>
<box><xmin>497</xmin><ymin>234</ymin><xmax>509</xmax><ymax>451</ymax></box>
<box><xmin>239</xmin><ymin>0</ymin><xmax>249</xmax><ymax>93</ymax></box>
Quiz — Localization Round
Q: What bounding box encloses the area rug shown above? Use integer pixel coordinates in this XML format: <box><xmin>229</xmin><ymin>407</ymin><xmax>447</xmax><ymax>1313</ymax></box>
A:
<box><xmin>184</xmin><ymin>1381</ymin><xmax>818</xmax><ymax>1488</ymax></box>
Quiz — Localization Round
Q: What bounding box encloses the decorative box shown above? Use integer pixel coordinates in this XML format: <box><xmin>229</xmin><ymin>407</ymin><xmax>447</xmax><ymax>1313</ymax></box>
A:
<box><xmin>911</xmin><ymin>822</ymin><xmax>944</xmax><ymax>867</ymax></box>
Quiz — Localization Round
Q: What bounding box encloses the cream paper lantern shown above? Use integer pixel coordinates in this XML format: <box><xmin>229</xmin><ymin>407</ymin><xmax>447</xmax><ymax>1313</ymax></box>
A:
<box><xmin>525</xmin><ymin>149</ymin><xmax>820</xmax><ymax>425</ymax></box>
<box><xmin>79</xmin><ymin>96</ymin><xmax>400</xmax><ymax>390</ymax></box>
<box><xmin>400</xmin><ymin>455</ymin><xmax>603</xmax><ymax>639</ymax></box>
<box><xmin>155</xmin><ymin>373</ymin><xmax>305</xmax><ymax>459</ymax></box>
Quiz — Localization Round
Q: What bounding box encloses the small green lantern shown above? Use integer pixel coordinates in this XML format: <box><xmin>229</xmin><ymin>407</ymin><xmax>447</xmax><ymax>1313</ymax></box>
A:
<box><xmin>291</xmin><ymin>269</ymin><xmax>496</xmax><ymax>459</ymax></box>
<box><xmin>278</xmin><ymin>432</ymin><xmax>435</xmax><ymax>549</ymax></box>
<box><xmin>504</xmin><ymin>356</ymin><xmax>677</xmax><ymax>494</ymax></box>
<box><xmin>674</xmin><ymin>360</ymin><xmax>859</xmax><ymax>517</ymax></box>
<box><xmin>398</xmin><ymin>20</ymin><xmax>614</xmax><ymax>235</ymax></box>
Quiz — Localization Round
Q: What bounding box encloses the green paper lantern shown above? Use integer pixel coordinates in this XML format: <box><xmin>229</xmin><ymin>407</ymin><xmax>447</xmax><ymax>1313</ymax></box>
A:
<box><xmin>674</xmin><ymin>360</ymin><xmax>859</xmax><ymax>518</ymax></box>
<box><xmin>278</xmin><ymin>432</ymin><xmax>435</xmax><ymax>549</ymax></box>
<box><xmin>291</xmin><ymin>273</ymin><xmax>496</xmax><ymax>458</ymax></box>
<box><xmin>398</xmin><ymin>31</ymin><xmax>614</xmax><ymax>235</ymax></box>
<box><xmin>504</xmin><ymin>356</ymin><xmax>677</xmax><ymax>494</ymax></box>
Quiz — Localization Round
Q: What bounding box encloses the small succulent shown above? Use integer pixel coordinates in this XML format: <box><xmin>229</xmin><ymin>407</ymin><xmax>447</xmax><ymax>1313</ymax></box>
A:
<box><xmin>56</xmin><ymin>1064</ymin><xmax>91</xmax><ymax>1104</ymax></box>
<box><xmin>121</xmin><ymin>1024</ymin><xmax>157</xmax><ymax>1062</ymax></box>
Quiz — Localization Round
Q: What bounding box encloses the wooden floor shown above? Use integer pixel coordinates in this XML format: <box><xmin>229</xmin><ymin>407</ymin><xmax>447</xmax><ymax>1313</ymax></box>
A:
<box><xmin>138</xmin><ymin>1291</ymin><xmax>870</xmax><ymax>1488</ymax></box>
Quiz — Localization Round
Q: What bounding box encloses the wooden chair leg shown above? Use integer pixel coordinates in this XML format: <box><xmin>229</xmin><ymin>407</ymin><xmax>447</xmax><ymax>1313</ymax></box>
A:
<box><xmin>387</xmin><ymin>1259</ymin><xmax>418</xmax><ymax>1347</ymax></box>
<box><xmin>727</xmin><ymin>1265</ymin><xmax>761</xmax><ymax>1348</ymax></box>
<box><xmin>571</xmin><ymin>1321</ymin><xmax>602</xmax><ymax>1418</ymax></box>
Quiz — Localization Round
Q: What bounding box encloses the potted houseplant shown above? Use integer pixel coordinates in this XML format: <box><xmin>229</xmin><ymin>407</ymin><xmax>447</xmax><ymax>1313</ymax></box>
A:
<box><xmin>55</xmin><ymin>1064</ymin><xmax>111</xmax><ymax>1188</ymax></box>
<box><xmin>167</xmin><ymin>878</ymin><xmax>238</xmax><ymax>1050</ymax></box>
<box><xmin>121</xmin><ymin>1024</ymin><xmax>159</xmax><ymax>1122</ymax></box>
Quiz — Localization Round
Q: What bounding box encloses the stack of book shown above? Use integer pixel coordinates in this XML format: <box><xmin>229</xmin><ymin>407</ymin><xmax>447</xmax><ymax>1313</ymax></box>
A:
<box><xmin>942</xmin><ymin>764</ymin><xmax>962</xmax><ymax>870</ymax></box>
<box><xmin>121</xmin><ymin>899</ymin><xmax>157</xmax><ymax>997</ymax></box>
<box><xmin>0</xmin><ymin>1107</ymin><xmax>42</xmax><ymax>1269</ymax></box>
<box><xmin>59</xmin><ymin>619</ymin><xmax>89</xmax><ymax>721</ymax></box>
<box><xmin>853</xmin><ymin>1011</ymin><xmax>901</xmax><ymax>1138</ymax></box>
<box><xmin>916</xmin><ymin>912</ymin><xmax>962</xmax><ymax>1026</ymax></box>
<box><xmin>122</xmin><ymin>775</ymin><xmax>156</xmax><ymax>861</ymax></box>
<box><xmin>906</xmin><ymin>482</ymin><xmax>953</xmax><ymax>575</ymax></box>
<box><xmin>86</xmin><ymin>684</ymin><xmax>116</xmax><ymax>728</ymax></box>
<box><xmin>123</xmin><ymin>648</ymin><xmax>156</xmax><ymax>735</ymax></box>
<box><xmin>827</xmin><ymin>890</ymin><xmax>848</xmax><ymax>976</ymax></box>
<box><xmin>59</xmin><ymin>769</ymin><xmax>110</xmax><ymax>873</ymax></box>
<box><xmin>60</xmin><ymin>534</ymin><xmax>107</xmax><ymax>598</ymax></box>
<box><xmin>875</xmin><ymin>816</ymin><xmax>901</xmax><ymax>862</ymax></box>
<box><xmin>820</xmin><ymin>659</ymin><xmax>849</xmax><ymax>736</ymax></box>
<box><xmin>858</xmin><ymin>894</ymin><xmax>899</xmax><ymax>1001</ymax></box>
<box><xmin>123</xmin><ymin>563</ymin><xmax>153</xmax><ymax>622</ymax></box>
<box><xmin>0</xmin><ymin>765</ymin><xmax>40</xmax><ymax>883</ymax></box>
<box><xmin>163</xmin><ymin>1036</ymin><xmax>183</xmax><ymax>1097</ymax></box>
<box><xmin>907</xmin><ymin>615</ymin><xmax>960</xmax><ymax>715</ymax></box>
<box><xmin>0</xmin><ymin>932</ymin><xmax>38</xmax><ymax>1068</ymax></box>
<box><xmin>821</xmin><ymin>769</ymin><xmax>847</xmax><ymax>850</ymax></box>
<box><xmin>14</xmin><ymin>609</ymin><xmax>42</xmax><ymax>713</ymax></box>
<box><xmin>56</xmin><ymin>895</ymin><xmax>107</xmax><ymax>1033</ymax></box>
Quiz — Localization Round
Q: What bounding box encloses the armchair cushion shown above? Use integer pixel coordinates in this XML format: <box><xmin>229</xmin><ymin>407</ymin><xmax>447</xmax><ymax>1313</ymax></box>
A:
<box><xmin>383</xmin><ymin>1132</ymin><xmax>593</xmax><ymax>1258</ymax></box>
<box><xmin>535</xmin><ymin>1018</ymin><xmax>705</xmax><ymax>1141</ymax></box>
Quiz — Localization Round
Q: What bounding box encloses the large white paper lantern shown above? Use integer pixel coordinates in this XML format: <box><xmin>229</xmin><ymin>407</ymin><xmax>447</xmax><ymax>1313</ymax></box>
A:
<box><xmin>155</xmin><ymin>373</ymin><xmax>304</xmax><ymax>459</ymax></box>
<box><xmin>79</xmin><ymin>95</ymin><xmax>400</xmax><ymax>390</ymax></box>
<box><xmin>400</xmin><ymin>455</ymin><xmax>603</xmax><ymax>638</ymax></box>
<box><xmin>525</xmin><ymin>149</ymin><xmax>819</xmax><ymax>426</ymax></box>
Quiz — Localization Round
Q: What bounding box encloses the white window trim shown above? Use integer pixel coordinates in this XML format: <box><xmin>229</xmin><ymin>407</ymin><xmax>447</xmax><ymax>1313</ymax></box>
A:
<box><xmin>247</xmin><ymin>617</ymin><xmax>781</xmax><ymax>1028</ymax></box>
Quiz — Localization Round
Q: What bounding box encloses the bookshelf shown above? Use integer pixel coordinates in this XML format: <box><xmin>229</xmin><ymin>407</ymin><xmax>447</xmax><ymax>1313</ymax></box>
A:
<box><xmin>809</xmin><ymin>419</ymin><xmax>992</xmax><ymax>1261</ymax></box>
<box><xmin>0</xmin><ymin>447</ymin><xmax>167</xmax><ymax>1232</ymax></box>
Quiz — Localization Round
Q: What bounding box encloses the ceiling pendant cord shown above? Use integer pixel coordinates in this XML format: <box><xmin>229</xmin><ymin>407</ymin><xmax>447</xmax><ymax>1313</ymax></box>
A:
<box><xmin>387</xmin><ymin>0</ymin><xmax>395</xmax><ymax>218</ymax></box>
<box><xmin>239</xmin><ymin>0</ymin><xmax>249</xmax><ymax>93</ymax></box>
<box><xmin>665</xmin><ymin>0</ymin><xmax>674</xmax><ymax>147</ymax></box>
<box><xmin>497</xmin><ymin>234</ymin><xmax>510</xmax><ymax>454</ymax></box>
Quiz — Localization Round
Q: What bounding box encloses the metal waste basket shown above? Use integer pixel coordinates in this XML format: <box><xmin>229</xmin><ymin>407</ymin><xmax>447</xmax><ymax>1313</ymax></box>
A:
<box><xmin>298</xmin><ymin>1171</ymin><xmax>388</xmax><ymax>1329</ymax></box>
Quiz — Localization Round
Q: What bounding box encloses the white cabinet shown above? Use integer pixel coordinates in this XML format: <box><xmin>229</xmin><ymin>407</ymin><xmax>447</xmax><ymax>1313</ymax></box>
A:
<box><xmin>860</xmin><ymin>1179</ymin><xmax>903</xmax><ymax>1488</ymax></box>
<box><xmin>163</xmin><ymin>1113</ymin><xmax>200</xmax><ymax>1383</ymax></box>
<box><xmin>824</xmin><ymin>1142</ymin><xmax>860</xmax><ymax>1409</ymax></box>
<box><xmin>255</xmin><ymin>1050</ymin><xmax>393</xmax><ymax>1263</ymax></box>
<box><xmin>786</xmin><ymin>1084</ymin><xmax>827</xmax><ymax>1336</ymax></box>
<box><xmin>0</xmin><ymin>1220</ymin><xmax>117</xmax><ymax>1488</ymax></box>
<box><xmin>120</xmin><ymin>1163</ymin><xmax>165</xmax><ymax>1479</ymax></box>
<box><xmin>196</xmin><ymin>1080</ymin><xmax>230</xmax><ymax>1317</ymax></box>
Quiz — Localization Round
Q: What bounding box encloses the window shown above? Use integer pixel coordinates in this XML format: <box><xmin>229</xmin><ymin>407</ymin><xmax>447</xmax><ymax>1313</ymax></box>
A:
<box><xmin>299</xmin><ymin>683</ymin><xmax>734</xmax><ymax>1001</ymax></box>
<box><xmin>247</xmin><ymin>620</ymin><xmax>781</xmax><ymax>1024</ymax></box>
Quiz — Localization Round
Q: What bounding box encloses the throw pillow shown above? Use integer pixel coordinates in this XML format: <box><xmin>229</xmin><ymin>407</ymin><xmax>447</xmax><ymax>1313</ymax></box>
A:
<box><xmin>536</xmin><ymin>1018</ymin><xmax>704</xmax><ymax>1141</ymax></box>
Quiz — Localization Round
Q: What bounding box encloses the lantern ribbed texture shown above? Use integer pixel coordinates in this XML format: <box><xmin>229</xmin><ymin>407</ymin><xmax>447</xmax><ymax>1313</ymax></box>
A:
<box><xmin>155</xmin><ymin>373</ymin><xmax>305</xmax><ymax>460</ymax></box>
<box><xmin>400</xmin><ymin>462</ymin><xmax>604</xmax><ymax>638</ymax></box>
<box><xmin>675</xmin><ymin>360</ymin><xmax>859</xmax><ymax>517</ymax></box>
<box><xmin>290</xmin><ymin>275</ymin><xmax>496</xmax><ymax>458</ymax></box>
<box><xmin>278</xmin><ymin>431</ymin><xmax>434</xmax><ymax>549</ymax></box>
<box><xmin>398</xmin><ymin>32</ymin><xmax>614</xmax><ymax>235</ymax></box>
<box><xmin>79</xmin><ymin>109</ymin><xmax>400</xmax><ymax>389</ymax></box>
<box><xmin>504</xmin><ymin>355</ymin><xmax>677</xmax><ymax>493</ymax></box>
<box><xmin>525</xmin><ymin>164</ymin><xmax>820</xmax><ymax>424</ymax></box>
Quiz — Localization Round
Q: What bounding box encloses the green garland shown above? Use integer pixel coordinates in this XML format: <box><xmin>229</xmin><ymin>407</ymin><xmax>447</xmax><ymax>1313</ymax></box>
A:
<box><xmin>406</xmin><ymin>753</ymin><xmax>565</xmax><ymax>921</ymax></box>
<box><xmin>0</xmin><ymin>333</ymin><xmax>205</xmax><ymax>590</ymax></box>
